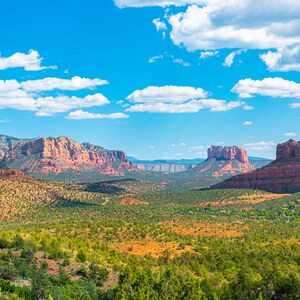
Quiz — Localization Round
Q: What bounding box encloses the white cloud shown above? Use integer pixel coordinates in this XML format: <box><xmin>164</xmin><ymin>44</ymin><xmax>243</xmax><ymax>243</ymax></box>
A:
<box><xmin>21</xmin><ymin>76</ymin><xmax>108</xmax><ymax>92</ymax></box>
<box><xmin>148</xmin><ymin>55</ymin><xmax>164</xmax><ymax>63</ymax></box>
<box><xmin>0</xmin><ymin>88</ymin><xmax>111</xmax><ymax>116</ymax></box>
<box><xmin>260</xmin><ymin>46</ymin><xmax>300</xmax><ymax>72</ymax></box>
<box><xmin>284</xmin><ymin>132</ymin><xmax>296</xmax><ymax>137</ymax></box>
<box><xmin>0</xmin><ymin>50</ymin><xmax>56</xmax><ymax>71</ymax></box>
<box><xmin>243</xmin><ymin>105</ymin><xmax>254</xmax><ymax>110</ymax></box>
<box><xmin>179</xmin><ymin>142</ymin><xmax>186</xmax><ymax>146</ymax></box>
<box><xmin>289</xmin><ymin>103</ymin><xmax>300</xmax><ymax>108</ymax></box>
<box><xmin>153</xmin><ymin>19</ymin><xmax>167</xmax><ymax>38</ymax></box>
<box><xmin>126</xmin><ymin>99</ymin><xmax>244</xmax><ymax>113</ymax></box>
<box><xmin>0</xmin><ymin>96</ymin><xmax>36</xmax><ymax>111</ymax></box>
<box><xmin>200</xmin><ymin>50</ymin><xmax>218</xmax><ymax>59</ymax></box>
<box><xmin>127</xmin><ymin>85</ymin><xmax>207</xmax><ymax>103</ymax></box>
<box><xmin>34</xmin><ymin>94</ymin><xmax>110</xmax><ymax>116</ymax></box>
<box><xmin>223</xmin><ymin>50</ymin><xmax>245</xmax><ymax>67</ymax></box>
<box><xmin>126</xmin><ymin>85</ymin><xmax>244</xmax><ymax>113</ymax></box>
<box><xmin>149</xmin><ymin>145</ymin><xmax>156</xmax><ymax>149</ymax></box>
<box><xmin>232</xmin><ymin>77</ymin><xmax>300</xmax><ymax>99</ymax></box>
<box><xmin>244</xmin><ymin>141</ymin><xmax>275</xmax><ymax>151</ymax></box>
<box><xmin>173</xmin><ymin>58</ymin><xmax>190</xmax><ymax>67</ymax></box>
<box><xmin>114</xmin><ymin>0</ymin><xmax>203</xmax><ymax>8</ymax></box>
<box><xmin>168</xmin><ymin>3</ymin><xmax>300</xmax><ymax>51</ymax></box>
<box><xmin>153</xmin><ymin>18</ymin><xmax>167</xmax><ymax>31</ymax></box>
<box><xmin>66</xmin><ymin>110</ymin><xmax>129</xmax><ymax>120</ymax></box>
<box><xmin>126</xmin><ymin>101</ymin><xmax>202</xmax><ymax>113</ymax></box>
<box><xmin>116</xmin><ymin>0</ymin><xmax>300</xmax><ymax>70</ymax></box>
<box><xmin>243</xmin><ymin>121</ymin><xmax>252</xmax><ymax>126</ymax></box>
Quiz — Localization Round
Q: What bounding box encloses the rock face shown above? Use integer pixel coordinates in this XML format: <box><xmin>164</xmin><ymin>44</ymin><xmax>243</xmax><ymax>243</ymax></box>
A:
<box><xmin>202</xmin><ymin>146</ymin><xmax>254</xmax><ymax>177</ymax></box>
<box><xmin>211</xmin><ymin>140</ymin><xmax>300</xmax><ymax>193</ymax></box>
<box><xmin>276</xmin><ymin>139</ymin><xmax>300</xmax><ymax>160</ymax></box>
<box><xmin>0</xmin><ymin>135</ymin><xmax>138</xmax><ymax>176</ymax></box>
<box><xmin>0</xmin><ymin>135</ymin><xmax>26</xmax><ymax>159</ymax></box>
<box><xmin>208</xmin><ymin>146</ymin><xmax>250</xmax><ymax>165</ymax></box>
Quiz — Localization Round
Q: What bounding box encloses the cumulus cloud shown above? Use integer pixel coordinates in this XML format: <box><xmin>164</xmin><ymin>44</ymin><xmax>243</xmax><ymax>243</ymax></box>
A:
<box><xmin>243</xmin><ymin>121</ymin><xmax>252</xmax><ymax>126</ymax></box>
<box><xmin>21</xmin><ymin>76</ymin><xmax>108</xmax><ymax>92</ymax></box>
<box><xmin>0</xmin><ymin>84</ymin><xmax>111</xmax><ymax>116</ymax></box>
<box><xmin>126</xmin><ymin>99</ymin><xmax>244</xmax><ymax>113</ymax></box>
<box><xmin>200</xmin><ymin>50</ymin><xmax>218</xmax><ymax>59</ymax></box>
<box><xmin>126</xmin><ymin>85</ymin><xmax>244</xmax><ymax>113</ymax></box>
<box><xmin>127</xmin><ymin>85</ymin><xmax>207</xmax><ymax>103</ymax></box>
<box><xmin>260</xmin><ymin>46</ymin><xmax>300</xmax><ymax>72</ymax></box>
<box><xmin>115</xmin><ymin>0</ymin><xmax>300</xmax><ymax>70</ymax></box>
<box><xmin>34</xmin><ymin>94</ymin><xmax>110</xmax><ymax>116</ymax></box>
<box><xmin>114</xmin><ymin>0</ymin><xmax>203</xmax><ymax>8</ymax></box>
<box><xmin>244</xmin><ymin>141</ymin><xmax>275</xmax><ymax>151</ymax></box>
<box><xmin>168</xmin><ymin>2</ymin><xmax>300</xmax><ymax>51</ymax></box>
<box><xmin>66</xmin><ymin>110</ymin><xmax>129</xmax><ymax>120</ymax></box>
<box><xmin>0</xmin><ymin>50</ymin><xmax>56</xmax><ymax>71</ymax></box>
<box><xmin>232</xmin><ymin>77</ymin><xmax>300</xmax><ymax>99</ymax></box>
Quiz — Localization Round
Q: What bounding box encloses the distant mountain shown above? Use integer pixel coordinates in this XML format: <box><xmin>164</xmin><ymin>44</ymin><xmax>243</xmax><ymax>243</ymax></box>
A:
<box><xmin>128</xmin><ymin>155</ymin><xmax>271</xmax><ymax>173</ymax></box>
<box><xmin>0</xmin><ymin>134</ymin><xmax>138</xmax><ymax>178</ymax></box>
<box><xmin>210</xmin><ymin>140</ymin><xmax>300</xmax><ymax>193</ymax></box>
<box><xmin>127</xmin><ymin>157</ymin><xmax>205</xmax><ymax>173</ymax></box>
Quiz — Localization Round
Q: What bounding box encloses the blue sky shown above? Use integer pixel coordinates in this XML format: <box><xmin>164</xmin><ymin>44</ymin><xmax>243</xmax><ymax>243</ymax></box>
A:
<box><xmin>0</xmin><ymin>0</ymin><xmax>300</xmax><ymax>159</ymax></box>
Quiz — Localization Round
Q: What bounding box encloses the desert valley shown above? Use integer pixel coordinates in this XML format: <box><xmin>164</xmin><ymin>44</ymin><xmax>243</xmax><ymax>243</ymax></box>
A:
<box><xmin>0</xmin><ymin>134</ymin><xmax>299</xmax><ymax>299</ymax></box>
<box><xmin>2</xmin><ymin>0</ymin><xmax>300</xmax><ymax>299</ymax></box>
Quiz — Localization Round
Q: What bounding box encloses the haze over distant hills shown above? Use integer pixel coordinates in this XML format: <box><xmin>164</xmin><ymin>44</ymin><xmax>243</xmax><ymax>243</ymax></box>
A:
<box><xmin>128</xmin><ymin>154</ymin><xmax>272</xmax><ymax>173</ymax></box>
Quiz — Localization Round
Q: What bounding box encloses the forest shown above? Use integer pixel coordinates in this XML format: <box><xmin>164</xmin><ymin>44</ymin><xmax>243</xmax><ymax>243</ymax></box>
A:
<box><xmin>0</xmin><ymin>176</ymin><xmax>299</xmax><ymax>299</ymax></box>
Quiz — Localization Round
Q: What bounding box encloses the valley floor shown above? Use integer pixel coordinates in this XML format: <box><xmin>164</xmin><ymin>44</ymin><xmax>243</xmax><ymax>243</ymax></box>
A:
<box><xmin>0</xmin><ymin>177</ymin><xmax>299</xmax><ymax>299</ymax></box>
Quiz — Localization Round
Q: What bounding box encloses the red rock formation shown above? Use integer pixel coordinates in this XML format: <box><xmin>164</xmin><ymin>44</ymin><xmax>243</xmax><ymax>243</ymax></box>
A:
<box><xmin>208</xmin><ymin>146</ymin><xmax>250</xmax><ymax>165</ymax></box>
<box><xmin>276</xmin><ymin>139</ymin><xmax>300</xmax><ymax>160</ymax></box>
<box><xmin>202</xmin><ymin>146</ymin><xmax>254</xmax><ymax>177</ymax></box>
<box><xmin>211</xmin><ymin>140</ymin><xmax>300</xmax><ymax>193</ymax></box>
<box><xmin>2</xmin><ymin>136</ymin><xmax>138</xmax><ymax>176</ymax></box>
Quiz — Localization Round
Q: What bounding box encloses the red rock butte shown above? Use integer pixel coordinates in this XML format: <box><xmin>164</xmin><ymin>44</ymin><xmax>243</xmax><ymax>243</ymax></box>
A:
<box><xmin>0</xmin><ymin>136</ymin><xmax>138</xmax><ymax>176</ymax></box>
<box><xmin>192</xmin><ymin>145</ymin><xmax>254</xmax><ymax>178</ymax></box>
<box><xmin>208</xmin><ymin>146</ymin><xmax>251</xmax><ymax>165</ymax></box>
<box><xmin>210</xmin><ymin>140</ymin><xmax>300</xmax><ymax>193</ymax></box>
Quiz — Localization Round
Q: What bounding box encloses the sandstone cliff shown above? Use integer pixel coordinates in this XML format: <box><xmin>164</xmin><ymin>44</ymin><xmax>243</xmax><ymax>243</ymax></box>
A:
<box><xmin>202</xmin><ymin>146</ymin><xmax>254</xmax><ymax>177</ymax></box>
<box><xmin>210</xmin><ymin>140</ymin><xmax>300</xmax><ymax>193</ymax></box>
<box><xmin>0</xmin><ymin>135</ymin><xmax>138</xmax><ymax>176</ymax></box>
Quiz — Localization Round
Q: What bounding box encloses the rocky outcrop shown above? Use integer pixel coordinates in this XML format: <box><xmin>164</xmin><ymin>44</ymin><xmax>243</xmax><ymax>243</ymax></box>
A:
<box><xmin>210</xmin><ymin>140</ymin><xmax>300</xmax><ymax>193</ymax></box>
<box><xmin>0</xmin><ymin>135</ymin><xmax>138</xmax><ymax>176</ymax></box>
<box><xmin>201</xmin><ymin>146</ymin><xmax>254</xmax><ymax>177</ymax></box>
<box><xmin>208</xmin><ymin>146</ymin><xmax>250</xmax><ymax>165</ymax></box>
<box><xmin>276</xmin><ymin>139</ymin><xmax>300</xmax><ymax>160</ymax></box>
